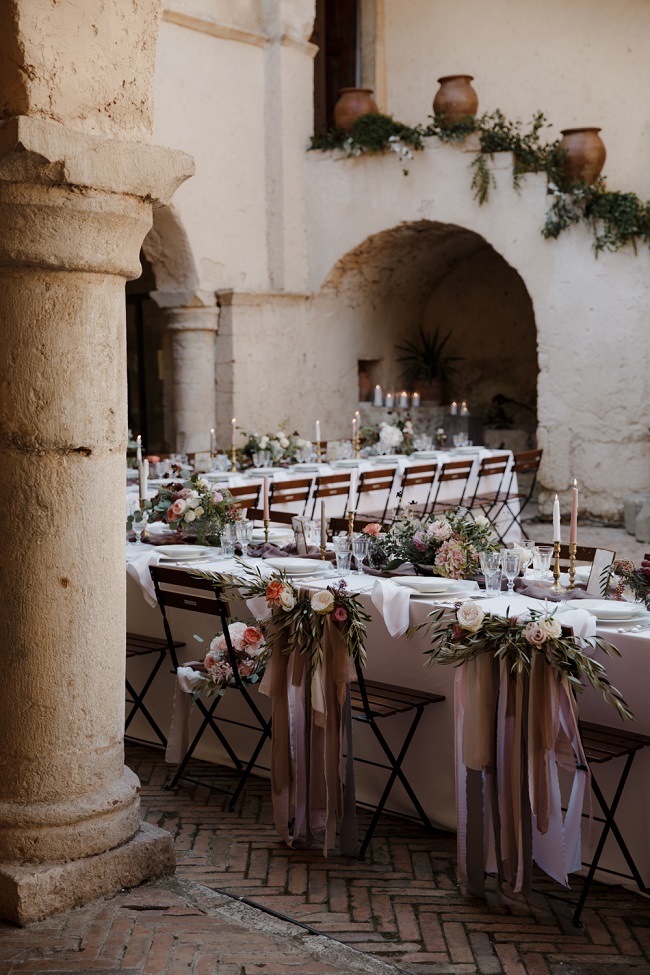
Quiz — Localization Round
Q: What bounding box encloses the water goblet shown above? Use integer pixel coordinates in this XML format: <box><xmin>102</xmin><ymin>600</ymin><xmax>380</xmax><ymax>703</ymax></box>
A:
<box><xmin>351</xmin><ymin>534</ymin><xmax>369</xmax><ymax>573</ymax></box>
<box><xmin>236</xmin><ymin>519</ymin><xmax>254</xmax><ymax>558</ymax></box>
<box><xmin>335</xmin><ymin>551</ymin><xmax>352</xmax><ymax>573</ymax></box>
<box><xmin>221</xmin><ymin>523</ymin><xmax>237</xmax><ymax>558</ymax></box>
<box><xmin>305</xmin><ymin>520</ymin><xmax>321</xmax><ymax>549</ymax></box>
<box><xmin>533</xmin><ymin>545</ymin><xmax>553</xmax><ymax>582</ymax></box>
<box><xmin>132</xmin><ymin>509</ymin><xmax>149</xmax><ymax>545</ymax></box>
<box><xmin>252</xmin><ymin>452</ymin><xmax>264</xmax><ymax>468</ymax></box>
<box><xmin>479</xmin><ymin>551</ymin><xmax>502</xmax><ymax>596</ymax></box>
<box><xmin>500</xmin><ymin>550</ymin><xmax>521</xmax><ymax>594</ymax></box>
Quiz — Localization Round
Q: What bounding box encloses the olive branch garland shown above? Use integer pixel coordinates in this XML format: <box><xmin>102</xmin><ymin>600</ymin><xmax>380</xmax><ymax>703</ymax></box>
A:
<box><xmin>190</xmin><ymin>560</ymin><xmax>370</xmax><ymax>671</ymax></box>
<box><xmin>408</xmin><ymin>605</ymin><xmax>633</xmax><ymax>722</ymax></box>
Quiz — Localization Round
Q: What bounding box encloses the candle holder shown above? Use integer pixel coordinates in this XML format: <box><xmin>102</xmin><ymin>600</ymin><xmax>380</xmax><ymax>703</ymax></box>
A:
<box><xmin>348</xmin><ymin>510</ymin><xmax>355</xmax><ymax>536</ymax></box>
<box><xmin>316</xmin><ymin>440</ymin><xmax>322</xmax><ymax>463</ymax></box>
<box><xmin>230</xmin><ymin>444</ymin><xmax>237</xmax><ymax>472</ymax></box>
<box><xmin>550</xmin><ymin>540</ymin><xmax>566</xmax><ymax>594</ymax></box>
<box><xmin>568</xmin><ymin>542</ymin><xmax>577</xmax><ymax>590</ymax></box>
<box><xmin>354</xmin><ymin>434</ymin><xmax>360</xmax><ymax>459</ymax></box>
<box><xmin>320</xmin><ymin>543</ymin><xmax>327</xmax><ymax>561</ymax></box>
<box><xmin>264</xmin><ymin>519</ymin><xmax>270</xmax><ymax>545</ymax></box>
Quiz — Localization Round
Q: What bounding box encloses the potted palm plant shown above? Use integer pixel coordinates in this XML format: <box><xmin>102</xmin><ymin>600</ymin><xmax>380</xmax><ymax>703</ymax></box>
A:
<box><xmin>395</xmin><ymin>326</ymin><xmax>461</xmax><ymax>402</ymax></box>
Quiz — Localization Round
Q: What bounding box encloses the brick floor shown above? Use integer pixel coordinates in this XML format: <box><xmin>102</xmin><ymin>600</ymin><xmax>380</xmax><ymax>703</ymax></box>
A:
<box><xmin>2</xmin><ymin>744</ymin><xmax>649</xmax><ymax>975</ymax></box>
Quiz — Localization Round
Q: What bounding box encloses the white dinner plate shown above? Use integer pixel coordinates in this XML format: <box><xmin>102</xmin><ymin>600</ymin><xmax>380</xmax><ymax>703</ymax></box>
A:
<box><xmin>454</xmin><ymin>446</ymin><xmax>483</xmax><ymax>453</ymax></box>
<box><xmin>244</xmin><ymin>467</ymin><xmax>278</xmax><ymax>477</ymax></box>
<box><xmin>391</xmin><ymin>576</ymin><xmax>470</xmax><ymax>594</ymax></box>
<box><xmin>333</xmin><ymin>459</ymin><xmax>364</xmax><ymax>468</ymax></box>
<box><xmin>204</xmin><ymin>471</ymin><xmax>232</xmax><ymax>481</ymax></box>
<box><xmin>291</xmin><ymin>463</ymin><xmax>321</xmax><ymax>472</ymax></box>
<box><xmin>265</xmin><ymin>557</ymin><xmax>324</xmax><ymax>575</ymax></box>
<box><xmin>370</xmin><ymin>455</ymin><xmax>403</xmax><ymax>465</ymax></box>
<box><xmin>564</xmin><ymin>598</ymin><xmax>642</xmax><ymax>620</ymax></box>
<box><xmin>156</xmin><ymin>545</ymin><xmax>213</xmax><ymax>561</ymax></box>
<box><xmin>412</xmin><ymin>450</ymin><xmax>438</xmax><ymax>459</ymax></box>
<box><xmin>251</xmin><ymin>528</ymin><xmax>292</xmax><ymax>542</ymax></box>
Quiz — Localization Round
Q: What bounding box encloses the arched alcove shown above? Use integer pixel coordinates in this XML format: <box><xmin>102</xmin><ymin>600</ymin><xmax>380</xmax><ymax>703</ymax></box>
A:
<box><xmin>311</xmin><ymin>220</ymin><xmax>537</xmax><ymax>445</ymax></box>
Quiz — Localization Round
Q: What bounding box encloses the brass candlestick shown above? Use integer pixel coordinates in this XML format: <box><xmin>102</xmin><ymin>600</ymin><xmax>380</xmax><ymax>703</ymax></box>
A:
<box><xmin>348</xmin><ymin>510</ymin><xmax>355</xmax><ymax>536</ymax></box>
<box><xmin>316</xmin><ymin>440</ymin><xmax>322</xmax><ymax>463</ymax></box>
<box><xmin>230</xmin><ymin>444</ymin><xmax>237</xmax><ymax>472</ymax></box>
<box><xmin>264</xmin><ymin>519</ymin><xmax>270</xmax><ymax>544</ymax></box>
<box><xmin>551</xmin><ymin>540</ymin><xmax>566</xmax><ymax>593</ymax></box>
<box><xmin>568</xmin><ymin>542</ymin><xmax>577</xmax><ymax>590</ymax></box>
<box><xmin>354</xmin><ymin>435</ymin><xmax>360</xmax><ymax>459</ymax></box>
<box><xmin>320</xmin><ymin>543</ymin><xmax>327</xmax><ymax>561</ymax></box>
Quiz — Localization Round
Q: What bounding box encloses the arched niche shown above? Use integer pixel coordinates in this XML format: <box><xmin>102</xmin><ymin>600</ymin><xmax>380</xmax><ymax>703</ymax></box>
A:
<box><xmin>311</xmin><ymin>219</ymin><xmax>537</xmax><ymax>445</ymax></box>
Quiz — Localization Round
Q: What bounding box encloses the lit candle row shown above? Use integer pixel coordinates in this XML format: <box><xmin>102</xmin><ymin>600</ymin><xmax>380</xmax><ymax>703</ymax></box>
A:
<box><xmin>449</xmin><ymin>401</ymin><xmax>469</xmax><ymax>416</ymax></box>
<box><xmin>374</xmin><ymin>386</ymin><xmax>420</xmax><ymax>408</ymax></box>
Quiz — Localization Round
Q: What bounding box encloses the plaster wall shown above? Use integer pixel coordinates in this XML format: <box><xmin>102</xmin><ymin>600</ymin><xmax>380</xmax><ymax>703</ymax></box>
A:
<box><xmin>384</xmin><ymin>0</ymin><xmax>650</xmax><ymax>198</ymax></box>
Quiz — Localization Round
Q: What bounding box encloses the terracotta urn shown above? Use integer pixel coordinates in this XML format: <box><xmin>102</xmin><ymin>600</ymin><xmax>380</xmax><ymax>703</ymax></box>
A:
<box><xmin>333</xmin><ymin>87</ymin><xmax>379</xmax><ymax>133</ymax></box>
<box><xmin>417</xmin><ymin>379</ymin><xmax>443</xmax><ymax>404</ymax></box>
<box><xmin>433</xmin><ymin>75</ymin><xmax>478</xmax><ymax>127</ymax></box>
<box><xmin>559</xmin><ymin>127</ymin><xmax>606</xmax><ymax>185</ymax></box>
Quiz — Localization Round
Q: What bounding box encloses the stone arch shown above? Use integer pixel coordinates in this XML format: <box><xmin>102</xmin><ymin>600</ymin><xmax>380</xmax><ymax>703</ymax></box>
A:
<box><xmin>310</xmin><ymin>218</ymin><xmax>538</xmax><ymax>450</ymax></box>
<box><xmin>140</xmin><ymin>203</ymin><xmax>199</xmax><ymax>306</ymax></box>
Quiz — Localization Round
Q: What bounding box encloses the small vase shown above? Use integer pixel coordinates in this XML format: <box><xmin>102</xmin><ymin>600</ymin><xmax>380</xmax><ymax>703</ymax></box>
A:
<box><xmin>333</xmin><ymin>87</ymin><xmax>379</xmax><ymax>134</ymax></box>
<box><xmin>433</xmin><ymin>75</ymin><xmax>478</xmax><ymax>127</ymax></box>
<box><xmin>559</xmin><ymin>127</ymin><xmax>606</xmax><ymax>186</ymax></box>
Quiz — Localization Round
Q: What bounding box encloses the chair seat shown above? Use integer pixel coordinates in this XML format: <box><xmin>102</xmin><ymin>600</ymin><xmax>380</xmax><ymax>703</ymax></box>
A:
<box><xmin>351</xmin><ymin>678</ymin><xmax>444</xmax><ymax>718</ymax></box>
<box><xmin>579</xmin><ymin>721</ymin><xmax>650</xmax><ymax>763</ymax></box>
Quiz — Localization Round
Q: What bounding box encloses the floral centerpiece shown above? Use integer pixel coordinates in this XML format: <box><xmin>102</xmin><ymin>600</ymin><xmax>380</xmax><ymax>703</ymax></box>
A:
<box><xmin>240</xmin><ymin>429</ymin><xmax>312</xmax><ymax>465</ymax></box>
<box><xmin>135</xmin><ymin>469</ymin><xmax>239</xmax><ymax>544</ymax></box>
<box><xmin>413</xmin><ymin>601</ymin><xmax>632</xmax><ymax>720</ymax></box>
<box><xmin>194</xmin><ymin>564</ymin><xmax>370</xmax><ymax>669</ymax></box>
<box><xmin>201</xmin><ymin>622</ymin><xmax>268</xmax><ymax>697</ymax></box>
<box><xmin>369</xmin><ymin>509</ymin><xmax>497</xmax><ymax>577</ymax></box>
<box><xmin>600</xmin><ymin>559</ymin><xmax>650</xmax><ymax>608</ymax></box>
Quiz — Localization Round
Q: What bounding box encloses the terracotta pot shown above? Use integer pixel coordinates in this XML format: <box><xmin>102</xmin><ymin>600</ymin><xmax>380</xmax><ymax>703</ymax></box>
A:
<box><xmin>333</xmin><ymin>87</ymin><xmax>379</xmax><ymax>134</ymax></box>
<box><xmin>559</xmin><ymin>127</ymin><xmax>606</xmax><ymax>185</ymax></box>
<box><xmin>417</xmin><ymin>380</ymin><xmax>443</xmax><ymax>403</ymax></box>
<box><xmin>433</xmin><ymin>75</ymin><xmax>478</xmax><ymax>127</ymax></box>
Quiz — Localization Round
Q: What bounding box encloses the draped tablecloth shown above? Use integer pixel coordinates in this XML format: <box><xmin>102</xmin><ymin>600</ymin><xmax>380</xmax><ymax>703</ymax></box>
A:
<box><xmin>126</xmin><ymin>556</ymin><xmax>650</xmax><ymax>886</ymax></box>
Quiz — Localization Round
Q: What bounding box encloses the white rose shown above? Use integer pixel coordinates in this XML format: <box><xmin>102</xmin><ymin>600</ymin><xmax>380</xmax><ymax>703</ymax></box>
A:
<box><xmin>279</xmin><ymin>588</ymin><xmax>295</xmax><ymax>610</ymax></box>
<box><xmin>456</xmin><ymin>600</ymin><xmax>485</xmax><ymax>633</ymax></box>
<box><xmin>196</xmin><ymin>479</ymin><xmax>209</xmax><ymax>493</ymax></box>
<box><xmin>524</xmin><ymin>621</ymin><xmax>547</xmax><ymax>646</ymax></box>
<box><xmin>259</xmin><ymin>436</ymin><xmax>269</xmax><ymax>448</ymax></box>
<box><xmin>428</xmin><ymin>519</ymin><xmax>452</xmax><ymax>541</ymax></box>
<box><xmin>184</xmin><ymin>509</ymin><xmax>196</xmax><ymax>523</ymax></box>
<box><xmin>311</xmin><ymin>590</ymin><xmax>334</xmax><ymax>615</ymax></box>
<box><xmin>194</xmin><ymin>506</ymin><xmax>204</xmax><ymax>518</ymax></box>
<box><xmin>475</xmin><ymin>515</ymin><xmax>490</xmax><ymax>528</ymax></box>
<box><xmin>280</xmin><ymin>437</ymin><xmax>289</xmax><ymax>449</ymax></box>
<box><xmin>539</xmin><ymin>615</ymin><xmax>562</xmax><ymax>639</ymax></box>
<box><xmin>187</xmin><ymin>497</ymin><xmax>201</xmax><ymax>509</ymax></box>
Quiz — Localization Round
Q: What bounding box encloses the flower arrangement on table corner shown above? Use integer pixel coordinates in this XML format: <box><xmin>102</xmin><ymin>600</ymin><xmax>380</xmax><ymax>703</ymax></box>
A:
<box><xmin>367</xmin><ymin>509</ymin><xmax>498</xmax><ymax>577</ymax></box>
<box><xmin>129</xmin><ymin>469</ymin><xmax>239</xmax><ymax>544</ymax></box>
<box><xmin>600</xmin><ymin>559</ymin><xmax>650</xmax><ymax>609</ymax></box>
<box><xmin>239</xmin><ymin>429</ymin><xmax>313</xmax><ymax>465</ymax></box>
<box><xmin>361</xmin><ymin>418</ymin><xmax>415</xmax><ymax>456</ymax></box>
<box><xmin>410</xmin><ymin>601</ymin><xmax>633</xmax><ymax>721</ymax></box>
<box><xmin>187</xmin><ymin>622</ymin><xmax>270</xmax><ymax>699</ymax></box>
<box><xmin>192</xmin><ymin>563</ymin><xmax>370</xmax><ymax>669</ymax></box>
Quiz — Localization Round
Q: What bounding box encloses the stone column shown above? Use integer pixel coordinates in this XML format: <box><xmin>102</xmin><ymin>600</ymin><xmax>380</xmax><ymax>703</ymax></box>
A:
<box><xmin>166</xmin><ymin>306</ymin><xmax>219</xmax><ymax>455</ymax></box>
<box><xmin>0</xmin><ymin>117</ymin><xmax>192</xmax><ymax>924</ymax></box>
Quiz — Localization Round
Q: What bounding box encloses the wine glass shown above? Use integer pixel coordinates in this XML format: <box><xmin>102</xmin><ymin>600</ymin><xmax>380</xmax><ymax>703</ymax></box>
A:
<box><xmin>236</xmin><ymin>519</ymin><xmax>254</xmax><ymax>559</ymax></box>
<box><xmin>252</xmin><ymin>452</ymin><xmax>264</xmax><ymax>468</ymax></box>
<box><xmin>351</xmin><ymin>534</ymin><xmax>369</xmax><ymax>573</ymax></box>
<box><xmin>132</xmin><ymin>510</ymin><xmax>149</xmax><ymax>545</ymax></box>
<box><xmin>500</xmin><ymin>550</ymin><xmax>521</xmax><ymax>594</ymax></box>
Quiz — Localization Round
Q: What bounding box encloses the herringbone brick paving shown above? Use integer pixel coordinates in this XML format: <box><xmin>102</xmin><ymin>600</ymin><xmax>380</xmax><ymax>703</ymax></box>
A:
<box><xmin>131</xmin><ymin>745</ymin><xmax>650</xmax><ymax>975</ymax></box>
<box><xmin>2</xmin><ymin>744</ymin><xmax>649</xmax><ymax>975</ymax></box>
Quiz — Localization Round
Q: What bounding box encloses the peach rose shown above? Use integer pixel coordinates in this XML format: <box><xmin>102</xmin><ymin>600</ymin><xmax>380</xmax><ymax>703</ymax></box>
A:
<box><xmin>524</xmin><ymin>622</ymin><xmax>547</xmax><ymax>646</ymax></box>
<box><xmin>266</xmin><ymin>580</ymin><xmax>284</xmax><ymax>605</ymax></box>
<box><xmin>362</xmin><ymin>523</ymin><xmax>382</xmax><ymax>537</ymax></box>
<box><xmin>243</xmin><ymin>626</ymin><xmax>263</xmax><ymax>648</ymax></box>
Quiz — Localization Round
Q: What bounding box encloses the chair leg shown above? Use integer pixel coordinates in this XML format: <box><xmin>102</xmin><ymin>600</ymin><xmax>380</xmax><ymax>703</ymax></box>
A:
<box><xmin>228</xmin><ymin>717</ymin><xmax>272</xmax><ymax>811</ymax></box>
<box><xmin>573</xmin><ymin>753</ymin><xmax>645</xmax><ymax>926</ymax></box>
<box><xmin>167</xmin><ymin>695</ymin><xmax>242</xmax><ymax>790</ymax></box>
<box><xmin>357</xmin><ymin>707</ymin><xmax>432</xmax><ymax>859</ymax></box>
<box><xmin>125</xmin><ymin>676</ymin><xmax>168</xmax><ymax>746</ymax></box>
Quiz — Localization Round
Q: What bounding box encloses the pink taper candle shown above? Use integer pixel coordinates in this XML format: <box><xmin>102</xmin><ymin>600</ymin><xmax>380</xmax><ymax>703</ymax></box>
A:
<box><xmin>263</xmin><ymin>476</ymin><xmax>270</xmax><ymax>521</ymax></box>
<box><xmin>570</xmin><ymin>479</ymin><xmax>578</xmax><ymax>545</ymax></box>
<box><xmin>552</xmin><ymin>494</ymin><xmax>561</xmax><ymax>542</ymax></box>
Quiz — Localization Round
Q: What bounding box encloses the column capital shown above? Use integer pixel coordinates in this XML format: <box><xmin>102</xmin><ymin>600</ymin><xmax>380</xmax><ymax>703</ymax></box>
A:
<box><xmin>166</xmin><ymin>305</ymin><xmax>220</xmax><ymax>333</ymax></box>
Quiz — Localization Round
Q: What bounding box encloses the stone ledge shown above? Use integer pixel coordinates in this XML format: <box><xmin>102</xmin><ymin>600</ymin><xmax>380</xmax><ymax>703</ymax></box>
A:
<box><xmin>0</xmin><ymin>821</ymin><xmax>175</xmax><ymax>926</ymax></box>
<box><xmin>0</xmin><ymin>115</ymin><xmax>194</xmax><ymax>206</ymax></box>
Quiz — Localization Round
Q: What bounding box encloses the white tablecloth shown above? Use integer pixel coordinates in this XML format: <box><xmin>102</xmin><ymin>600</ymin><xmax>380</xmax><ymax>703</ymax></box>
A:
<box><xmin>126</xmin><ymin>555</ymin><xmax>649</xmax><ymax>887</ymax></box>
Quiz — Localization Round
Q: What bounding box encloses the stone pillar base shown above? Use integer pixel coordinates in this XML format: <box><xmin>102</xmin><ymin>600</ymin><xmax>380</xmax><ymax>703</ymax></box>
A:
<box><xmin>0</xmin><ymin>822</ymin><xmax>175</xmax><ymax>926</ymax></box>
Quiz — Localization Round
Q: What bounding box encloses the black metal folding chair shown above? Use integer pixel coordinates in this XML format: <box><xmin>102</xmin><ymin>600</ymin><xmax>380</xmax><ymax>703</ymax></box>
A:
<box><xmin>269</xmin><ymin>477</ymin><xmax>312</xmax><ymax>515</ymax></box>
<box><xmin>309</xmin><ymin>472</ymin><xmax>351</xmax><ymax>518</ymax></box>
<box><xmin>465</xmin><ymin>453</ymin><xmax>511</xmax><ymax>521</ymax></box>
<box><xmin>491</xmin><ymin>448</ymin><xmax>543</xmax><ymax>541</ymax></box>
<box><xmin>391</xmin><ymin>462</ymin><xmax>438</xmax><ymax>520</ymax></box>
<box><xmin>356</xmin><ymin>467</ymin><xmax>397</xmax><ymax>523</ymax></box>
<box><xmin>428</xmin><ymin>458</ymin><xmax>474</xmax><ymax>514</ymax></box>
<box><xmin>572</xmin><ymin>722</ymin><xmax>650</xmax><ymax>926</ymax></box>
<box><xmin>125</xmin><ymin>631</ymin><xmax>184</xmax><ymax>747</ymax></box>
<box><xmin>149</xmin><ymin>565</ymin><xmax>272</xmax><ymax>810</ymax></box>
<box><xmin>351</xmin><ymin>661</ymin><xmax>445</xmax><ymax>858</ymax></box>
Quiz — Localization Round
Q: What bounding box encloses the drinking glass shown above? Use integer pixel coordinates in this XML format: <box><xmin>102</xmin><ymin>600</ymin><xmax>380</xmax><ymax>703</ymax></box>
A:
<box><xmin>252</xmin><ymin>452</ymin><xmax>265</xmax><ymax>468</ymax></box>
<box><xmin>335</xmin><ymin>551</ymin><xmax>352</xmax><ymax>573</ymax></box>
<box><xmin>533</xmin><ymin>545</ymin><xmax>553</xmax><ymax>581</ymax></box>
<box><xmin>215</xmin><ymin>453</ymin><xmax>230</xmax><ymax>472</ymax></box>
<box><xmin>132</xmin><ymin>509</ymin><xmax>149</xmax><ymax>545</ymax></box>
<box><xmin>500</xmin><ymin>550</ymin><xmax>521</xmax><ymax>594</ymax></box>
<box><xmin>351</xmin><ymin>534</ymin><xmax>369</xmax><ymax>573</ymax></box>
<box><xmin>221</xmin><ymin>523</ymin><xmax>237</xmax><ymax>558</ymax></box>
<box><xmin>236</xmin><ymin>519</ymin><xmax>254</xmax><ymax>558</ymax></box>
<box><xmin>479</xmin><ymin>551</ymin><xmax>502</xmax><ymax>596</ymax></box>
<box><xmin>332</xmin><ymin>534</ymin><xmax>351</xmax><ymax>555</ymax></box>
<box><xmin>338</xmin><ymin>440</ymin><xmax>353</xmax><ymax>460</ymax></box>
<box><xmin>305</xmin><ymin>521</ymin><xmax>321</xmax><ymax>548</ymax></box>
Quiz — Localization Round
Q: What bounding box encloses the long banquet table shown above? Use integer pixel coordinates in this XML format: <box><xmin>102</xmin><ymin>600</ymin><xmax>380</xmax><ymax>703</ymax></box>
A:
<box><xmin>126</xmin><ymin>551</ymin><xmax>650</xmax><ymax>890</ymax></box>
<box><xmin>128</xmin><ymin>447</ymin><xmax>521</xmax><ymax>543</ymax></box>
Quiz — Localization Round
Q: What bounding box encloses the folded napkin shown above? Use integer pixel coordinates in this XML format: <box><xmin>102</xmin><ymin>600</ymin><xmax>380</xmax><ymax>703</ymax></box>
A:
<box><xmin>513</xmin><ymin>579</ymin><xmax>591</xmax><ymax>602</ymax></box>
<box><xmin>248</xmin><ymin>542</ymin><xmax>336</xmax><ymax>563</ymax></box>
<box><xmin>126</xmin><ymin>549</ymin><xmax>167</xmax><ymax>606</ymax></box>
<box><xmin>558</xmin><ymin>607</ymin><xmax>597</xmax><ymax>643</ymax></box>
<box><xmin>371</xmin><ymin>579</ymin><xmax>412</xmax><ymax>637</ymax></box>
<box><xmin>363</xmin><ymin>562</ymin><xmax>421</xmax><ymax>578</ymax></box>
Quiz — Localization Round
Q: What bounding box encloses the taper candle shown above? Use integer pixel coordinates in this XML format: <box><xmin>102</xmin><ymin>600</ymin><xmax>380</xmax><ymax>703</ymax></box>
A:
<box><xmin>570</xmin><ymin>479</ymin><xmax>578</xmax><ymax>546</ymax></box>
<box><xmin>320</xmin><ymin>499</ymin><xmax>327</xmax><ymax>549</ymax></box>
<box><xmin>210</xmin><ymin>428</ymin><xmax>216</xmax><ymax>454</ymax></box>
<box><xmin>315</xmin><ymin>419</ymin><xmax>321</xmax><ymax>444</ymax></box>
<box><xmin>411</xmin><ymin>391</ymin><xmax>420</xmax><ymax>408</ymax></box>
<box><xmin>450</xmin><ymin>402</ymin><xmax>458</xmax><ymax>415</ymax></box>
<box><xmin>136</xmin><ymin>434</ymin><xmax>142</xmax><ymax>464</ymax></box>
<box><xmin>231</xmin><ymin>417</ymin><xmax>236</xmax><ymax>447</ymax></box>
<box><xmin>138</xmin><ymin>458</ymin><xmax>148</xmax><ymax>502</ymax></box>
<box><xmin>352</xmin><ymin>416</ymin><xmax>357</xmax><ymax>442</ymax></box>
<box><xmin>263</xmin><ymin>476</ymin><xmax>270</xmax><ymax>521</ymax></box>
<box><xmin>553</xmin><ymin>494</ymin><xmax>561</xmax><ymax>542</ymax></box>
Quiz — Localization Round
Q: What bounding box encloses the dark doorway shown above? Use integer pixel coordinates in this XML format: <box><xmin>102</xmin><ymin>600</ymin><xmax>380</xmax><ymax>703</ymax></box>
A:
<box><xmin>312</xmin><ymin>0</ymin><xmax>359</xmax><ymax>133</ymax></box>
<box><xmin>126</xmin><ymin>252</ymin><xmax>167</xmax><ymax>452</ymax></box>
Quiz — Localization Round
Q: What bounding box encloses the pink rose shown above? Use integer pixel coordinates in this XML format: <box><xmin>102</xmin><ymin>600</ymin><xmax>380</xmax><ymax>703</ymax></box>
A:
<box><xmin>238</xmin><ymin>663</ymin><xmax>255</xmax><ymax>677</ymax></box>
<box><xmin>412</xmin><ymin>531</ymin><xmax>427</xmax><ymax>551</ymax></box>
<box><xmin>524</xmin><ymin>622</ymin><xmax>547</xmax><ymax>646</ymax></box>
<box><xmin>362</xmin><ymin>523</ymin><xmax>382</xmax><ymax>537</ymax></box>
<box><xmin>213</xmin><ymin>491</ymin><xmax>223</xmax><ymax>503</ymax></box>
<box><xmin>332</xmin><ymin>605</ymin><xmax>348</xmax><ymax>623</ymax></box>
<box><xmin>243</xmin><ymin>626</ymin><xmax>262</xmax><ymax>648</ymax></box>
<box><xmin>177</xmin><ymin>488</ymin><xmax>192</xmax><ymax>499</ymax></box>
<box><xmin>428</xmin><ymin>519</ymin><xmax>452</xmax><ymax>541</ymax></box>
<box><xmin>169</xmin><ymin>499</ymin><xmax>187</xmax><ymax>520</ymax></box>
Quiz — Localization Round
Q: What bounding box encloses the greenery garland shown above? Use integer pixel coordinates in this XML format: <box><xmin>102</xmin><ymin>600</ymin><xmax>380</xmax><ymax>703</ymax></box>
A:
<box><xmin>310</xmin><ymin>109</ymin><xmax>650</xmax><ymax>254</ymax></box>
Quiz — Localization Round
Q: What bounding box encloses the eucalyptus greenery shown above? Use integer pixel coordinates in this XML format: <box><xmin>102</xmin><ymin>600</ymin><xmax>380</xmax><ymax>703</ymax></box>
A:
<box><xmin>310</xmin><ymin>107</ymin><xmax>650</xmax><ymax>254</ymax></box>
